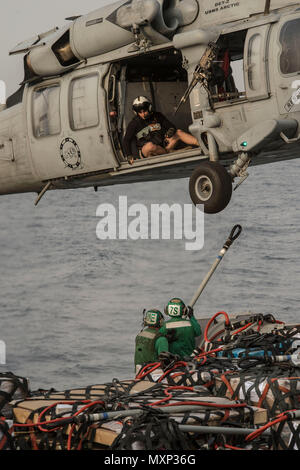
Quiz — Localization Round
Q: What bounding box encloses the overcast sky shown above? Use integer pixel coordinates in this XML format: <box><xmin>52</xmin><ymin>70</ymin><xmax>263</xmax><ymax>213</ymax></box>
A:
<box><xmin>0</xmin><ymin>0</ymin><xmax>111</xmax><ymax>96</ymax></box>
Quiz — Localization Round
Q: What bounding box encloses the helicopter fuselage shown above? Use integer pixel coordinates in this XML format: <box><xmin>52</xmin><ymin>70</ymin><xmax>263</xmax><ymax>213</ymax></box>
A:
<box><xmin>1</xmin><ymin>0</ymin><xmax>300</xmax><ymax>212</ymax></box>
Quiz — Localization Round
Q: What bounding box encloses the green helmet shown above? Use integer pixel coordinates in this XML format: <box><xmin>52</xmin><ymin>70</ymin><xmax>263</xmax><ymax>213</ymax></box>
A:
<box><xmin>165</xmin><ymin>298</ymin><xmax>186</xmax><ymax>318</ymax></box>
<box><xmin>144</xmin><ymin>309</ymin><xmax>164</xmax><ymax>328</ymax></box>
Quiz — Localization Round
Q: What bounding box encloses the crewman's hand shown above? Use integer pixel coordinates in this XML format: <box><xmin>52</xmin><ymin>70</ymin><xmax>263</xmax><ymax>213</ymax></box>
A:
<box><xmin>127</xmin><ymin>155</ymin><xmax>134</xmax><ymax>165</ymax></box>
<box><xmin>158</xmin><ymin>351</ymin><xmax>180</xmax><ymax>368</ymax></box>
<box><xmin>186</xmin><ymin>306</ymin><xmax>194</xmax><ymax>318</ymax></box>
<box><xmin>165</xmin><ymin>128</ymin><xmax>176</xmax><ymax>139</ymax></box>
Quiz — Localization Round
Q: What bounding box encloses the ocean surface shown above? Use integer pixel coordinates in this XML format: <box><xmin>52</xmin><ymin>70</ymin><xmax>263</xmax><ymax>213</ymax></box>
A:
<box><xmin>1</xmin><ymin>159</ymin><xmax>299</xmax><ymax>391</ymax></box>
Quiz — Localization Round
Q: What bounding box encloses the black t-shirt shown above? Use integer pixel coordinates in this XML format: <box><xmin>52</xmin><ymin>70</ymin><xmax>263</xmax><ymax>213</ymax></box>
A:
<box><xmin>123</xmin><ymin>112</ymin><xmax>176</xmax><ymax>157</ymax></box>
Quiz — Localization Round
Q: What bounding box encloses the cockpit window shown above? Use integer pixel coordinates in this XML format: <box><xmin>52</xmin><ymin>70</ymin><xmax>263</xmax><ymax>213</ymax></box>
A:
<box><xmin>32</xmin><ymin>85</ymin><xmax>61</xmax><ymax>138</ymax></box>
<box><xmin>279</xmin><ymin>19</ymin><xmax>300</xmax><ymax>75</ymax></box>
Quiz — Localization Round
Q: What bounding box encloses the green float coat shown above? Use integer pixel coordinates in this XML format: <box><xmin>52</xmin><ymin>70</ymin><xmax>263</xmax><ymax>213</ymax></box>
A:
<box><xmin>159</xmin><ymin>316</ymin><xmax>201</xmax><ymax>359</ymax></box>
<box><xmin>134</xmin><ymin>327</ymin><xmax>168</xmax><ymax>366</ymax></box>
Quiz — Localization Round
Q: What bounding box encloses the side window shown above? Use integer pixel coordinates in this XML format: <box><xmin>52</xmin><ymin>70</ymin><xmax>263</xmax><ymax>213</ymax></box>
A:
<box><xmin>244</xmin><ymin>25</ymin><xmax>270</xmax><ymax>101</ymax></box>
<box><xmin>32</xmin><ymin>85</ymin><xmax>61</xmax><ymax>137</ymax></box>
<box><xmin>211</xmin><ymin>30</ymin><xmax>247</xmax><ymax>105</ymax></box>
<box><xmin>230</xmin><ymin>58</ymin><xmax>245</xmax><ymax>96</ymax></box>
<box><xmin>69</xmin><ymin>74</ymin><xmax>99</xmax><ymax>130</ymax></box>
<box><xmin>279</xmin><ymin>18</ymin><xmax>300</xmax><ymax>75</ymax></box>
<box><xmin>247</xmin><ymin>33</ymin><xmax>261</xmax><ymax>91</ymax></box>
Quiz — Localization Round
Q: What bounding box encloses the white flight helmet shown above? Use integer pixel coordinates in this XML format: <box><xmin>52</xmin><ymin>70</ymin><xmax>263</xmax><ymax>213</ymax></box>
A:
<box><xmin>132</xmin><ymin>96</ymin><xmax>153</xmax><ymax>115</ymax></box>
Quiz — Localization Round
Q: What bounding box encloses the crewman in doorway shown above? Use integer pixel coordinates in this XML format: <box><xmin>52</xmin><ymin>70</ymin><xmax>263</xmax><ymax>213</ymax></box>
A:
<box><xmin>123</xmin><ymin>96</ymin><xmax>199</xmax><ymax>164</ymax></box>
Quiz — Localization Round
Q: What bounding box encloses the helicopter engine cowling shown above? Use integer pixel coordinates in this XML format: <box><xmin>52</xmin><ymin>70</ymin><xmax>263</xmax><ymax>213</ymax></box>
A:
<box><xmin>24</xmin><ymin>0</ymin><xmax>199</xmax><ymax>79</ymax></box>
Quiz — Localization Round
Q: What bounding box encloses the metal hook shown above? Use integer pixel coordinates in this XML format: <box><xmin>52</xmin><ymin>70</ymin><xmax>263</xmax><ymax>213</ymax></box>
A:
<box><xmin>229</xmin><ymin>224</ymin><xmax>243</xmax><ymax>242</ymax></box>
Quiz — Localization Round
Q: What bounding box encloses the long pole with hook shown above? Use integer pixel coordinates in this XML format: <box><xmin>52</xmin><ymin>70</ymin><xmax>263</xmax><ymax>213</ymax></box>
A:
<box><xmin>188</xmin><ymin>225</ymin><xmax>242</xmax><ymax>308</ymax></box>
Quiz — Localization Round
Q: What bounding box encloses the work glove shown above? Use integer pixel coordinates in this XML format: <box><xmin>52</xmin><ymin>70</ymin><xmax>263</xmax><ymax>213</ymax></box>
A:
<box><xmin>186</xmin><ymin>306</ymin><xmax>194</xmax><ymax>318</ymax></box>
<box><xmin>158</xmin><ymin>351</ymin><xmax>180</xmax><ymax>368</ymax></box>
<box><xmin>165</xmin><ymin>128</ymin><xmax>176</xmax><ymax>139</ymax></box>
<box><xmin>165</xmin><ymin>329</ymin><xmax>176</xmax><ymax>343</ymax></box>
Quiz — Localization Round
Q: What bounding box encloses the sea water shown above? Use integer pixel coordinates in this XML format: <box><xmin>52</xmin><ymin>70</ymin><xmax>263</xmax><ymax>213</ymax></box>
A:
<box><xmin>0</xmin><ymin>160</ymin><xmax>299</xmax><ymax>390</ymax></box>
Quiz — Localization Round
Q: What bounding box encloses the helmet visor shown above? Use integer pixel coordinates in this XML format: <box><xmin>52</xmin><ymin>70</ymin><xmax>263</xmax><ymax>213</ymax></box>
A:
<box><xmin>134</xmin><ymin>103</ymin><xmax>150</xmax><ymax>113</ymax></box>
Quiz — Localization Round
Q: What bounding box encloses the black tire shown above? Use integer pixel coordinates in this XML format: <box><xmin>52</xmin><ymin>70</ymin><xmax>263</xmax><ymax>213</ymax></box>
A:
<box><xmin>189</xmin><ymin>162</ymin><xmax>232</xmax><ymax>214</ymax></box>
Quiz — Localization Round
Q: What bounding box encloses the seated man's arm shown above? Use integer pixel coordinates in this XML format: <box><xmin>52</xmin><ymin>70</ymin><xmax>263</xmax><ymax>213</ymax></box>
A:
<box><xmin>158</xmin><ymin>112</ymin><xmax>177</xmax><ymax>137</ymax></box>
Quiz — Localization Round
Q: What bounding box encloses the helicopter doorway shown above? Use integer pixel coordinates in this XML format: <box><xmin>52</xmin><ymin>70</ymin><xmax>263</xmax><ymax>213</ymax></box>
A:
<box><xmin>106</xmin><ymin>48</ymin><xmax>193</xmax><ymax>164</ymax></box>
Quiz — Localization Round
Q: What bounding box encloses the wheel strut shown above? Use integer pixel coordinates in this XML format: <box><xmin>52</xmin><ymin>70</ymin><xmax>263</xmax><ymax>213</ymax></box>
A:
<box><xmin>229</xmin><ymin>152</ymin><xmax>251</xmax><ymax>191</ymax></box>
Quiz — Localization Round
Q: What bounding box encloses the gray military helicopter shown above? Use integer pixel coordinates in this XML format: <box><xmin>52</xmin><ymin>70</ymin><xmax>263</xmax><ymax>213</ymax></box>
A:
<box><xmin>0</xmin><ymin>0</ymin><xmax>299</xmax><ymax>213</ymax></box>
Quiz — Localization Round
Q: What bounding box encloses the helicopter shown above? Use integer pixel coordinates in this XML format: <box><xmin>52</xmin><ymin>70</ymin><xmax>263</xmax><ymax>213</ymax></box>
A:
<box><xmin>0</xmin><ymin>0</ymin><xmax>300</xmax><ymax>213</ymax></box>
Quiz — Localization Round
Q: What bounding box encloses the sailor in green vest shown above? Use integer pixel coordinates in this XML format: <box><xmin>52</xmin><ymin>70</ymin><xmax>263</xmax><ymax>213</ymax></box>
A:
<box><xmin>159</xmin><ymin>298</ymin><xmax>201</xmax><ymax>359</ymax></box>
<box><xmin>134</xmin><ymin>309</ymin><xmax>169</xmax><ymax>373</ymax></box>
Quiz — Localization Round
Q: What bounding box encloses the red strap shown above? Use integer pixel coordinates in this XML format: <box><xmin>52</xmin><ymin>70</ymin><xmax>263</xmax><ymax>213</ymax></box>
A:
<box><xmin>222</xmin><ymin>50</ymin><xmax>230</xmax><ymax>78</ymax></box>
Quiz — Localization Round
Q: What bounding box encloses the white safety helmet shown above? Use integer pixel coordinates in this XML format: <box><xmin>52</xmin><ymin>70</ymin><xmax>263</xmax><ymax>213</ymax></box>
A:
<box><xmin>132</xmin><ymin>96</ymin><xmax>153</xmax><ymax>115</ymax></box>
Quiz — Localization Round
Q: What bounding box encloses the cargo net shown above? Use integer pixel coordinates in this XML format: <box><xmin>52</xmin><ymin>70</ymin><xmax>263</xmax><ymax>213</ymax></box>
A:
<box><xmin>110</xmin><ymin>408</ymin><xmax>266</xmax><ymax>451</ymax></box>
<box><xmin>7</xmin><ymin>380</ymin><xmax>271</xmax><ymax>451</ymax></box>
<box><xmin>112</xmin><ymin>409</ymin><xmax>273</xmax><ymax>451</ymax></box>
<box><xmin>132</xmin><ymin>313</ymin><xmax>300</xmax><ymax>450</ymax></box>
<box><xmin>111</xmin><ymin>409</ymin><xmax>196</xmax><ymax>451</ymax></box>
<box><xmin>2</xmin><ymin>313</ymin><xmax>300</xmax><ymax>451</ymax></box>
<box><xmin>0</xmin><ymin>372</ymin><xmax>29</xmax><ymax>419</ymax></box>
<box><xmin>0</xmin><ymin>418</ymin><xmax>14</xmax><ymax>451</ymax></box>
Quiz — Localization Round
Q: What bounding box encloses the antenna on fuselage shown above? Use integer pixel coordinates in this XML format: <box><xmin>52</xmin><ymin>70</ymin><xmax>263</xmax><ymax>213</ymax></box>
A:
<box><xmin>264</xmin><ymin>0</ymin><xmax>271</xmax><ymax>15</ymax></box>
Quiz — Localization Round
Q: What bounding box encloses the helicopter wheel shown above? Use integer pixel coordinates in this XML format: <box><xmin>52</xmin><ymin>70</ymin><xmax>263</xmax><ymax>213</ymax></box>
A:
<box><xmin>189</xmin><ymin>161</ymin><xmax>233</xmax><ymax>214</ymax></box>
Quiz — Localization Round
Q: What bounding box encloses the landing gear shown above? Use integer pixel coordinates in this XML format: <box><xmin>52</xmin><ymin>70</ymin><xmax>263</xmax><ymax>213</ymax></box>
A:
<box><xmin>189</xmin><ymin>161</ymin><xmax>232</xmax><ymax>214</ymax></box>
